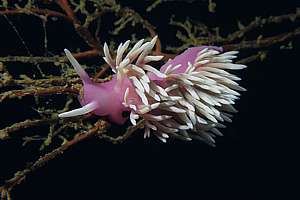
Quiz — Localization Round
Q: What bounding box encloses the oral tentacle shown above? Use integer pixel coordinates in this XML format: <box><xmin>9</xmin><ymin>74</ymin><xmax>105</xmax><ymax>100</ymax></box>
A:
<box><xmin>58</xmin><ymin>101</ymin><xmax>98</xmax><ymax>118</ymax></box>
<box><xmin>64</xmin><ymin>49</ymin><xmax>91</xmax><ymax>84</ymax></box>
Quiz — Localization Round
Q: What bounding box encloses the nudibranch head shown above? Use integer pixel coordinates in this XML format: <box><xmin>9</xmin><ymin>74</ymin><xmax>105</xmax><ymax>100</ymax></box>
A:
<box><xmin>58</xmin><ymin>49</ymin><xmax>130</xmax><ymax>124</ymax></box>
<box><xmin>59</xmin><ymin>36</ymin><xmax>246</xmax><ymax>145</ymax></box>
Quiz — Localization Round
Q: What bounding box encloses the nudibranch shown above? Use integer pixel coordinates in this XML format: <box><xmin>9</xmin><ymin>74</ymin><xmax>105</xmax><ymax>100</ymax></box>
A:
<box><xmin>59</xmin><ymin>36</ymin><xmax>246</xmax><ymax>145</ymax></box>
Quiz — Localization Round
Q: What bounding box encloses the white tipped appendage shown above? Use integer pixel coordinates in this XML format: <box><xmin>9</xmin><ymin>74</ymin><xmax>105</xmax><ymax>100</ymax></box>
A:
<box><xmin>101</xmin><ymin>37</ymin><xmax>246</xmax><ymax>144</ymax></box>
<box><xmin>58</xmin><ymin>102</ymin><xmax>97</xmax><ymax>118</ymax></box>
<box><xmin>64</xmin><ymin>49</ymin><xmax>91</xmax><ymax>83</ymax></box>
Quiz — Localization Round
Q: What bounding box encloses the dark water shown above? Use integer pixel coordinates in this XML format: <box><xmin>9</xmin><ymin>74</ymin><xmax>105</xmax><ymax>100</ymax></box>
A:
<box><xmin>0</xmin><ymin>0</ymin><xmax>299</xmax><ymax>199</ymax></box>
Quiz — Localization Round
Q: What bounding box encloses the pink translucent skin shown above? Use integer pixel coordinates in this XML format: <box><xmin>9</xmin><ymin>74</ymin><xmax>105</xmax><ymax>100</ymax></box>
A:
<box><xmin>161</xmin><ymin>46</ymin><xmax>222</xmax><ymax>72</ymax></box>
<box><xmin>80</xmin><ymin>46</ymin><xmax>222</xmax><ymax>124</ymax></box>
<box><xmin>79</xmin><ymin>76</ymin><xmax>131</xmax><ymax>124</ymax></box>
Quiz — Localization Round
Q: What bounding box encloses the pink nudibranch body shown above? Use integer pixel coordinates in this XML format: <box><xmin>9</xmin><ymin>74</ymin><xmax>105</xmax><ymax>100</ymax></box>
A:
<box><xmin>59</xmin><ymin>36</ymin><xmax>246</xmax><ymax>144</ymax></box>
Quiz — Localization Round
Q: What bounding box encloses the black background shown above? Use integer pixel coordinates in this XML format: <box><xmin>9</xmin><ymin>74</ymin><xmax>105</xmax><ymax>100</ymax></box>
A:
<box><xmin>0</xmin><ymin>0</ymin><xmax>299</xmax><ymax>199</ymax></box>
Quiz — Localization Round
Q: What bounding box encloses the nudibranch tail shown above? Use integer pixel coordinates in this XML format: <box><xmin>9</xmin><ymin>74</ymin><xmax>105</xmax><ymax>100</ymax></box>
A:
<box><xmin>64</xmin><ymin>49</ymin><xmax>91</xmax><ymax>84</ymax></box>
<box><xmin>58</xmin><ymin>101</ymin><xmax>97</xmax><ymax>118</ymax></box>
